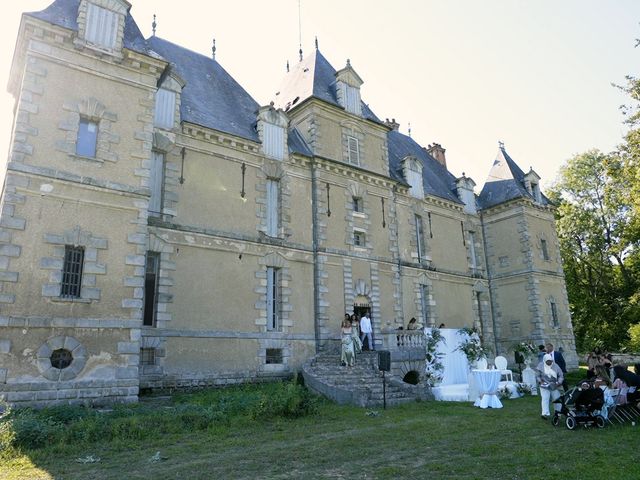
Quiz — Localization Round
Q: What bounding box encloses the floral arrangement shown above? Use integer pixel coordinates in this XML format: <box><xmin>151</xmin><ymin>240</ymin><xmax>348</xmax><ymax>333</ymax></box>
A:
<box><xmin>512</xmin><ymin>341</ymin><xmax>537</xmax><ymax>357</ymax></box>
<box><xmin>424</xmin><ymin>327</ymin><xmax>446</xmax><ymax>387</ymax></box>
<box><xmin>516</xmin><ymin>383</ymin><xmax>533</xmax><ymax>395</ymax></box>
<box><xmin>455</xmin><ymin>327</ymin><xmax>491</xmax><ymax>364</ymax></box>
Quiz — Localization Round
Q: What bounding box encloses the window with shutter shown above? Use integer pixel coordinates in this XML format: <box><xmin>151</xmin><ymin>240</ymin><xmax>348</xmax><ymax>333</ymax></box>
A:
<box><xmin>344</xmin><ymin>85</ymin><xmax>360</xmax><ymax>114</ymax></box>
<box><xmin>154</xmin><ymin>89</ymin><xmax>176</xmax><ymax>129</ymax></box>
<box><xmin>263</xmin><ymin>123</ymin><xmax>285</xmax><ymax>160</ymax></box>
<box><xmin>469</xmin><ymin>231</ymin><xmax>478</xmax><ymax>269</ymax></box>
<box><xmin>266</xmin><ymin>179</ymin><xmax>279</xmax><ymax>237</ymax></box>
<box><xmin>148</xmin><ymin>151</ymin><xmax>165</xmax><ymax>217</ymax></box>
<box><xmin>348</xmin><ymin>136</ymin><xmax>360</xmax><ymax>165</ymax></box>
<box><xmin>85</xmin><ymin>3</ymin><xmax>118</xmax><ymax>49</ymax></box>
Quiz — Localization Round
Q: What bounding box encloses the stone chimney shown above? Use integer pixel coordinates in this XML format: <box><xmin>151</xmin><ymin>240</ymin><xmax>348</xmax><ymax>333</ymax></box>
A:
<box><xmin>426</xmin><ymin>143</ymin><xmax>446</xmax><ymax>168</ymax></box>
<box><xmin>384</xmin><ymin>118</ymin><xmax>400</xmax><ymax>131</ymax></box>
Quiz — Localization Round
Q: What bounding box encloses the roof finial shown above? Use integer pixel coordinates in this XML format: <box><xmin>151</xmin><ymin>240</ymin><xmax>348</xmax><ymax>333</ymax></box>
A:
<box><xmin>408</xmin><ymin>122</ymin><xmax>412</xmax><ymax>138</ymax></box>
<box><xmin>286</xmin><ymin>60</ymin><xmax>290</xmax><ymax>73</ymax></box>
<box><xmin>299</xmin><ymin>46</ymin><xmax>303</xmax><ymax>62</ymax></box>
<box><xmin>315</xmin><ymin>36</ymin><xmax>318</xmax><ymax>50</ymax></box>
<box><xmin>212</xmin><ymin>38</ymin><xmax>216</xmax><ymax>60</ymax></box>
<box><xmin>152</xmin><ymin>14</ymin><xmax>157</xmax><ymax>36</ymax></box>
<box><xmin>498</xmin><ymin>140</ymin><xmax>505</xmax><ymax>149</ymax></box>
<box><xmin>346</xmin><ymin>58</ymin><xmax>351</xmax><ymax>67</ymax></box>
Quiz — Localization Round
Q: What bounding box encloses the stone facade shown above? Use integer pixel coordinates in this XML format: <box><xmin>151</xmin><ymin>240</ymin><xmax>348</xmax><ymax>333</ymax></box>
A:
<box><xmin>0</xmin><ymin>0</ymin><xmax>577</xmax><ymax>407</ymax></box>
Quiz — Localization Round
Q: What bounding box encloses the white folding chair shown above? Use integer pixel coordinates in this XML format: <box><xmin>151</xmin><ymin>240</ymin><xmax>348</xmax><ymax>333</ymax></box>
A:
<box><xmin>494</xmin><ymin>356</ymin><xmax>513</xmax><ymax>382</ymax></box>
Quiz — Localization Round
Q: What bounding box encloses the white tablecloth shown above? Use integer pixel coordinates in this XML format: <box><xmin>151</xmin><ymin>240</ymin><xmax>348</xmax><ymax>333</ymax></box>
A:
<box><xmin>472</xmin><ymin>369</ymin><xmax>503</xmax><ymax>409</ymax></box>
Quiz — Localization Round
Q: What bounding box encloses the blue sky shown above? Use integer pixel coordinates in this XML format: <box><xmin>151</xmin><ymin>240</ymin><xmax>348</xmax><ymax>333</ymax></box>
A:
<box><xmin>1</xmin><ymin>0</ymin><xmax>638</xmax><ymax>190</ymax></box>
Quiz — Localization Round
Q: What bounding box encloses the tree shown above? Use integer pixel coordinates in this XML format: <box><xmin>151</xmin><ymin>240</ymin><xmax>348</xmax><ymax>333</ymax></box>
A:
<box><xmin>548</xmin><ymin>150</ymin><xmax>639</xmax><ymax>352</ymax></box>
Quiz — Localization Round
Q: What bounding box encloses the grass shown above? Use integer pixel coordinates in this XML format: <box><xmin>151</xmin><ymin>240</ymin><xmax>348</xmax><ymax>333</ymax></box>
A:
<box><xmin>1</xmin><ymin>373</ymin><xmax>638</xmax><ymax>480</ymax></box>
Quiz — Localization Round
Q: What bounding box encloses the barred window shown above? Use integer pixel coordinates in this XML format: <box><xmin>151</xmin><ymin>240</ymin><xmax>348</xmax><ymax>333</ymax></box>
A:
<box><xmin>266</xmin><ymin>348</ymin><xmax>283</xmax><ymax>364</ymax></box>
<box><xmin>140</xmin><ymin>348</ymin><xmax>156</xmax><ymax>366</ymax></box>
<box><xmin>61</xmin><ymin>245</ymin><xmax>84</xmax><ymax>298</ymax></box>
<box><xmin>266</xmin><ymin>267</ymin><xmax>282</xmax><ymax>331</ymax></box>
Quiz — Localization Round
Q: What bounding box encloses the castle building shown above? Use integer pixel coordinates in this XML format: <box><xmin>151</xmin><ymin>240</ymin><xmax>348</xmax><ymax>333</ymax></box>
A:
<box><xmin>0</xmin><ymin>0</ymin><xmax>577</xmax><ymax>406</ymax></box>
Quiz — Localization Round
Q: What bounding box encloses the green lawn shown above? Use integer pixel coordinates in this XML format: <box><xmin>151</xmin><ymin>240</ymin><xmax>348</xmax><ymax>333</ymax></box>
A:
<box><xmin>1</xmin><ymin>374</ymin><xmax>638</xmax><ymax>480</ymax></box>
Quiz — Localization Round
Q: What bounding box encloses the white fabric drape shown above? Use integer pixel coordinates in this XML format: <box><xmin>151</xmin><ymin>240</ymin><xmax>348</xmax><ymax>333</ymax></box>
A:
<box><xmin>428</xmin><ymin>328</ymin><xmax>469</xmax><ymax>385</ymax></box>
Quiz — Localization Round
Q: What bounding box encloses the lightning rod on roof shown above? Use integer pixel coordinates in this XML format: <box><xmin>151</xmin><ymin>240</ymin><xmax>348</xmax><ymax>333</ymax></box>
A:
<box><xmin>298</xmin><ymin>0</ymin><xmax>303</xmax><ymax>61</ymax></box>
<box><xmin>212</xmin><ymin>38</ymin><xmax>216</xmax><ymax>60</ymax></box>
<box><xmin>152</xmin><ymin>14</ymin><xmax>156</xmax><ymax>36</ymax></box>
<box><xmin>498</xmin><ymin>140</ymin><xmax>505</xmax><ymax>149</ymax></box>
<box><xmin>408</xmin><ymin>122</ymin><xmax>412</xmax><ymax>138</ymax></box>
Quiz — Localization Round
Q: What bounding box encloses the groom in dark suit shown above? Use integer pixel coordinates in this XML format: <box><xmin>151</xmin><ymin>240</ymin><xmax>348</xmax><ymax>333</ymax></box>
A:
<box><xmin>546</xmin><ymin>343</ymin><xmax>567</xmax><ymax>389</ymax></box>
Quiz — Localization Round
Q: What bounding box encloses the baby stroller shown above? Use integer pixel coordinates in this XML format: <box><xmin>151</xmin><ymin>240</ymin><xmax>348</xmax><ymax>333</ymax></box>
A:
<box><xmin>552</xmin><ymin>382</ymin><xmax>606</xmax><ymax>430</ymax></box>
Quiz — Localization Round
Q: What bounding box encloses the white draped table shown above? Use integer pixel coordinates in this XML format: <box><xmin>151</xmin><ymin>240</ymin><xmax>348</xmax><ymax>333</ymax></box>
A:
<box><xmin>472</xmin><ymin>369</ymin><xmax>503</xmax><ymax>409</ymax></box>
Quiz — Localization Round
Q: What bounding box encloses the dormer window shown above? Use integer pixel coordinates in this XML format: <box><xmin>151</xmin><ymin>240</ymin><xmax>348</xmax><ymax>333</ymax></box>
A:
<box><xmin>402</xmin><ymin>157</ymin><xmax>423</xmax><ymax>199</ymax></box>
<box><xmin>258</xmin><ymin>105</ymin><xmax>288</xmax><ymax>161</ymax></box>
<box><xmin>335</xmin><ymin>60</ymin><xmax>364</xmax><ymax>117</ymax></box>
<box><xmin>85</xmin><ymin>3</ymin><xmax>118</xmax><ymax>49</ymax></box>
<box><xmin>154</xmin><ymin>88</ymin><xmax>176</xmax><ymax>129</ymax></box>
<box><xmin>524</xmin><ymin>168</ymin><xmax>543</xmax><ymax>204</ymax></box>
<box><xmin>531</xmin><ymin>182</ymin><xmax>542</xmax><ymax>203</ymax></box>
<box><xmin>263</xmin><ymin>123</ymin><xmax>285</xmax><ymax>160</ymax></box>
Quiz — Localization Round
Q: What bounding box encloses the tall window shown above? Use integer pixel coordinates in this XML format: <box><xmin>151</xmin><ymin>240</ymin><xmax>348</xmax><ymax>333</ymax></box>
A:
<box><xmin>347</xmin><ymin>136</ymin><xmax>360</xmax><ymax>165</ymax></box>
<box><xmin>85</xmin><ymin>3</ymin><xmax>118</xmax><ymax>49</ymax></box>
<box><xmin>353</xmin><ymin>230</ymin><xmax>366</xmax><ymax>247</ymax></box>
<box><xmin>266</xmin><ymin>267</ymin><xmax>282</xmax><ymax>331</ymax></box>
<box><xmin>415</xmin><ymin>214</ymin><xmax>425</xmax><ymax>262</ymax></box>
<box><xmin>476</xmin><ymin>292</ymin><xmax>484</xmax><ymax>338</ymax></box>
<box><xmin>154</xmin><ymin>88</ymin><xmax>176</xmax><ymax>129</ymax></box>
<box><xmin>143</xmin><ymin>252</ymin><xmax>160</xmax><ymax>327</ymax></box>
<box><xmin>149</xmin><ymin>151</ymin><xmax>165</xmax><ymax>217</ymax></box>
<box><xmin>469</xmin><ymin>231</ymin><xmax>478</xmax><ymax>269</ymax></box>
<box><xmin>263</xmin><ymin>123</ymin><xmax>285</xmax><ymax>160</ymax></box>
<box><xmin>61</xmin><ymin>246</ymin><xmax>84</xmax><ymax>298</ymax></box>
<box><xmin>550</xmin><ymin>300</ymin><xmax>559</xmax><ymax>328</ymax></box>
<box><xmin>76</xmin><ymin>119</ymin><xmax>98</xmax><ymax>158</ymax></box>
<box><xmin>353</xmin><ymin>196</ymin><xmax>363</xmax><ymax>213</ymax></box>
<box><xmin>541</xmin><ymin>239</ymin><xmax>550</xmax><ymax>261</ymax></box>
<box><xmin>421</xmin><ymin>284</ymin><xmax>430</xmax><ymax>326</ymax></box>
<box><xmin>266</xmin><ymin>179</ymin><xmax>279</xmax><ymax>237</ymax></box>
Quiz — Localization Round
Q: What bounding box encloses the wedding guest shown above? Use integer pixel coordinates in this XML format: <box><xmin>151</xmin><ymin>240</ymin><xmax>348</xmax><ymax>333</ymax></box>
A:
<box><xmin>537</xmin><ymin>345</ymin><xmax>546</xmax><ymax>365</ymax></box>
<box><xmin>546</xmin><ymin>343</ymin><xmax>567</xmax><ymax>390</ymax></box>
<box><xmin>536</xmin><ymin>353</ymin><xmax>564</xmax><ymax>420</ymax></box>
<box><xmin>585</xmin><ymin>348</ymin><xmax>602</xmax><ymax>379</ymax></box>
<box><xmin>360</xmin><ymin>311</ymin><xmax>373</xmax><ymax>351</ymax></box>
<box><xmin>350</xmin><ymin>314</ymin><xmax>362</xmax><ymax>354</ymax></box>
<box><xmin>340</xmin><ymin>318</ymin><xmax>355</xmax><ymax>367</ymax></box>
<box><xmin>407</xmin><ymin>317</ymin><xmax>418</xmax><ymax>330</ymax></box>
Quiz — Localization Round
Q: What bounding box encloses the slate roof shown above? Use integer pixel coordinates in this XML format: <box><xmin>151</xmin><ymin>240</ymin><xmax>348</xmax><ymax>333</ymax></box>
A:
<box><xmin>387</xmin><ymin>130</ymin><xmax>462</xmax><ymax>204</ymax></box>
<box><xmin>273</xmin><ymin>49</ymin><xmax>381</xmax><ymax>123</ymax></box>
<box><xmin>26</xmin><ymin>0</ymin><xmax>149</xmax><ymax>55</ymax></box>
<box><xmin>478</xmin><ymin>147</ymin><xmax>548</xmax><ymax>209</ymax></box>
<box><xmin>147</xmin><ymin>36</ymin><xmax>261</xmax><ymax>142</ymax></box>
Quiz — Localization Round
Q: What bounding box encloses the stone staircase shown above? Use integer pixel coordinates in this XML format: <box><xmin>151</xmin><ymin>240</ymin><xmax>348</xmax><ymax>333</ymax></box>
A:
<box><xmin>302</xmin><ymin>350</ymin><xmax>432</xmax><ymax>407</ymax></box>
